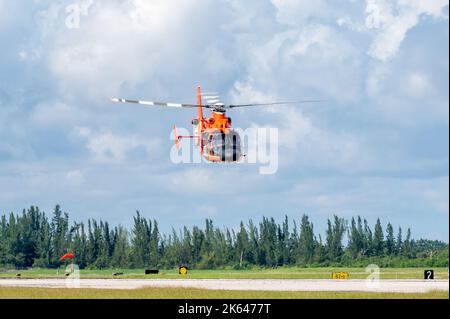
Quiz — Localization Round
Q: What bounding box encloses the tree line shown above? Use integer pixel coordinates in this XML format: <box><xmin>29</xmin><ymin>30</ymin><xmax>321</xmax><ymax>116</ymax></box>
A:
<box><xmin>0</xmin><ymin>205</ymin><xmax>448</xmax><ymax>269</ymax></box>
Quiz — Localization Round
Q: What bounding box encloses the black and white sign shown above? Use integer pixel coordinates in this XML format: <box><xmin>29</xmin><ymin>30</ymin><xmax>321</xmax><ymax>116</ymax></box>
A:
<box><xmin>424</xmin><ymin>270</ymin><xmax>434</xmax><ymax>280</ymax></box>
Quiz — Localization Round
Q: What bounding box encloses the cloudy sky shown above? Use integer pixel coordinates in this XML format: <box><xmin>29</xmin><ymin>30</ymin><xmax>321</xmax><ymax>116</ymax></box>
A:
<box><xmin>0</xmin><ymin>0</ymin><xmax>448</xmax><ymax>240</ymax></box>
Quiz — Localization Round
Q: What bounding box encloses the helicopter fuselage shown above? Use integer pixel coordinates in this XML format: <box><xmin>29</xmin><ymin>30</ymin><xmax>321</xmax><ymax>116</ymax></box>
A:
<box><xmin>194</xmin><ymin>111</ymin><xmax>243</xmax><ymax>163</ymax></box>
<box><xmin>111</xmin><ymin>85</ymin><xmax>319</xmax><ymax>164</ymax></box>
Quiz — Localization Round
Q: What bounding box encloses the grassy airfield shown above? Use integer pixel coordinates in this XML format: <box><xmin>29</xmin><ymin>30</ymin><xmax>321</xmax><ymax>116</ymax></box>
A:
<box><xmin>1</xmin><ymin>267</ymin><xmax>447</xmax><ymax>299</ymax></box>
<box><xmin>0</xmin><ymin>267</ymin><xmax>448</xmax><ymax>280</ymax></box>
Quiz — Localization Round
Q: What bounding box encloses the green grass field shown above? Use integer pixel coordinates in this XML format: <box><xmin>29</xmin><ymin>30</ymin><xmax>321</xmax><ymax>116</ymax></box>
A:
<box><xmin>0</xmin><ymin>267</ymin><xmax>448</xmax><ymax>280</ymax></box>
<box><xmin>0</xmin><ymin>287</ymin><xmax>447</xmax><ymax>299</ymax></box>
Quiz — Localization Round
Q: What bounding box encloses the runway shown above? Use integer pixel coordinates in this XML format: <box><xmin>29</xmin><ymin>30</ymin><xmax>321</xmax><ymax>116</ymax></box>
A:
<box><xmin>0</xmin><ymin>279</ymin><xmax>448</xmax><ymax>293</ymax></box>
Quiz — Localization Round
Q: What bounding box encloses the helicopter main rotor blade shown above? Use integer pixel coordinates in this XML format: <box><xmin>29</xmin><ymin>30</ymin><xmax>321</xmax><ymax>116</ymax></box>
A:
<box><xmin>110</xmin><ymin>97</ymin><xmax>325</xmax><ymax>111</ymax></box>
<box><xmin>110</xmin><ymin>97</ymin><xmax>198</xmax><ymax>108</ymax></box>
<box><xmin>227</xmin><ymin>100</ymin><xmax>325</xmax><ymax>108</ymax></box>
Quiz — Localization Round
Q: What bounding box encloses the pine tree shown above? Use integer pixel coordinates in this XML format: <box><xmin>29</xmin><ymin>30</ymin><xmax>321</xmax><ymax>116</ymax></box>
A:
<box><xmin>191</xmin><ymin>226</ymin><xmax>204</xmax><ymax>266</ymax></box>
<box><xmin>86</xmin><ymin>220</ymin><xmax>96</xmax><ymax>266</ymax></box>
<box><xmin>0</xmin><ymin>215</ymin><xmax>8</xmax><ymax>265</ymax></box>
<box><xmin>51</xmin><ymin>205</ymin><xmax>69</xmax><ymax>264</ymax></box>
<box><xmin>0</xmin><ymin>207</ymin><xmax>447</xmax><ymax>269</ymax></box>
<box><xmin>111</xmin><ymin>226</ymin><xmax>130</xmax><ymax>268</ymax></box>
<box><xmin>21</xmin><ymin>207</ymin><xmax>38</xmax><ymax>267</ymax></box>
<box><xmin>313</xmin><ymin>235</ymin><xmax>325</xmax><ymax>264</ymax></box>
<box><xmin>291</xmin><ymin>220</ymin><xmax>299</xmax><ymax>263</ymax></box>
<box><xmin>7</xmin><ymin>212</ymin><xmax>22</xmax><ymax>267</ymax></box>
<box><xmin>163</xmin><ymin>228</ymin><xmax>182</xmax><ymax>268</ymax></box>
<box><xmin>325</xmin><ymin>219</ymin><xmax>333</xmax><ymax>261</ymax></box>
<box><xmin>363</xmin><ymin>219</ymin><xmax>373</xmax><ymax>256</ymax></box>
<box><xmin>259</xmin><ymin>217</ymin><xmax>278</xmax><ymax>267</ymax></box>
<box><xmin>202</xmin><ymin>219</ymin><xmax>214</xmax><ymax>256</ymax></box>
<box><xmin>402</xmin><ymin>228</ymin><xmax>412</xmax><ymax>258</ymax></box>
<box><xmin>248</xmin><ymin>219</ymin><xmax>260</xmax><ymax>265</ymax></box>
<box><xmin>149</xmin><ymin>220</ymin><xmax>160</xmax><ymax>267</ymax></box>
<box><xmin>181</xmin><ymin>227</ymin><xmax>193</xmax><ymax>266</ymax></box>
<box><xmin>396</xmin><ymin>227</ymin><xmax>403</xmax><ymax>256</ymax></box>
<box><xmin>297</xmin><ymin>215</ymin><xmax>315</xmax><ymax>265</ymax></box>
<box><xmin>131</xmin><ymin>212</ymin><xmax>152</xmax><ymax>268</ymax></box>
<box><xmin>347</xmin><ymin>217</ymin><xmax>360</xmax><ymax>259</ymax></box>
<box><xmin>385</xmin><ymin>223</ymin><xmax>395</xmax><ymax>256</ymax></box>
<box><xmin>225</xmin><ymin>228</ymin><xmax>234</xmax><ymax>264</ymax></box>
<box><xmin>235</xmin><ymin>221</ymin><xmax>250</xmax><ymax>267</ymax></box>
<box><xmin>373</xmin><ymin>219</ymin><xmax>384</xmax><ymax>256</ymax></box>
<box><xmin>280</xmin><ymin>216</ymin><xmax>290</xmax><ymax>265</ymax></box>
<box><xmin>95</xmin><ymin>221</ymin><xmax>110</xmax><ymax>269</ymax></box>
<box><xmin>325</xmin><ymin>216</ymin><xmax>346</xmax><ymax>262</ymax></box>
<box><xmin>33</xmin><ymin>214</ymin><xmax>51</xmax><ymax>268</ymax></box>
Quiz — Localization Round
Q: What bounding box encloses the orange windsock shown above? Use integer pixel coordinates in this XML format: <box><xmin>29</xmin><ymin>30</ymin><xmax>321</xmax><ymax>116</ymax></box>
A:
<box><xmin>59</xmin><ymin>253</ymin><xmax>75</xmax><ymax>261</ymax></box>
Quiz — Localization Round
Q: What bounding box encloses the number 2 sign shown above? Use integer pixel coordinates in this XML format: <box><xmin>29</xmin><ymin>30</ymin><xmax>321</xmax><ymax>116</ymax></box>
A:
<box><xmin>424</xmin><ymin>270</ymin><xmax>434</xmax><ymax>280</ymax></box>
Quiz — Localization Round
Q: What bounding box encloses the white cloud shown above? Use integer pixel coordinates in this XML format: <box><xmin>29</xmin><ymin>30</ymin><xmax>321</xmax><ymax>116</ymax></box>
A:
<box><xmin>405</xmin><ymin>73</ymin><xmax>431</xmax><ymax>97</ymax></box>
<box><xmin>31</xmin><ymin>101</ymin><xmax>83</xmax><ymax>127</ymax></box>
<box><xmin>0</xmin><ymin>1</ymin><xmax>447</xmax><ymax>240</ymax></box>
<box><xmin>277</xmin><ymin>108</ymin><xmax>374</xmax><ymax>172</ymax></box>
<box><xmin>288</xmin><ymin>176</ymin><xmax>450</xmax><ymax>218</ymax></box>
<box><xmin>231</xmin><ymin>23</ymin><xmax>364</xmax><ymax>103</ymax></box>
<box><xmin>76</xmin><ymin>127</ymin><xmax>159</xmax><ymax>164</ymax></box>
<box><xmin>366</xmin><ymin>0</ymin><xmax>449</xmax><ymax>61</ymax></box>
<box><xmin>366</xmin><ymin>62</ymin><xmax>449</xmax><ymax>126</ymax></box>
<box><xmin>412</xmin><ymin>176</ymin><xmax>449</xmax><ymax>215</ymax></box>
<box><xmin>35</xmin><ymin>0</ymin><xmax>238</xmax><ymax>101</ymax></box>
<box><xmin>271</xmin><ymin>0</ymin><xmax>330</xmax><ymax>26</ymax></box>
<box><xmin>230</xmin><ymin>80</ymin><xmax>277</xmax><ymax>104</ymax></box>
<box><xmin>163</xmin><ymin>167</ymin><xmax>248</xmax><ymax>196</ymax></box>
<box><xmin>0</xmin><ymin>1</ymin><xmax>17</xmax><ymax>28</ymax></box>
<box><xmin>231</xmin><ymin>82</ymin><xmax>374</xmax><ymax>172</ymax></box>
<box><xmin>166</xmin><ymin>168</ymin><xmax>216</xmax><ymax>194</ymax></box>
<box><xmin>66</xmin><ymin>169</ymin><xmax>85</xmax><ymax>186</ymax></box>
<box><xmin>196</xmin><ymin>204</ymin><xmax>219</xmax><ymax>218</ymax></box>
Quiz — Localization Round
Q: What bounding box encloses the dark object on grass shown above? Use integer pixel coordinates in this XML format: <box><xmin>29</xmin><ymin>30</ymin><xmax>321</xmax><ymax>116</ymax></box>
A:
<box><xmin>65</xmin><ymin>273</ymin><xmax>70</xmax><ymax>277</ymax></box>
<box><xmin>15</xmin><ymin>273</ymin><xmax>21</xmax><ymax>278</ymax></box>
<box><xmin>113</xmin><ymin>272</ymin><xmax>124</xmax><ymax>276</ymax></box>
<box><xmin>145</xmin><ymin>269</ymin><xmax>159</xmax><ymax>275</ymax></box>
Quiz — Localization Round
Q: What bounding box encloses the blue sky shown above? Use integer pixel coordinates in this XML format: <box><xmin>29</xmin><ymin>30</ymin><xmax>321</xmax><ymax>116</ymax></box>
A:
<box><xmin>0</xmin><ymin>0</ymin><xmax>448</xmax><ymax>241</ymax></box>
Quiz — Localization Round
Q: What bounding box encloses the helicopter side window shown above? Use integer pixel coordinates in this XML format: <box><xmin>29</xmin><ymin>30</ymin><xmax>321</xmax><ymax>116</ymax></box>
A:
<box><xmin>201</xmin><ymin>132</ymin><xmax>209</xmax><ymax>142</ymax></box>
<box><xmin>212</xmin><ymin>132</ymin><xmax>224</xmax><ymax>155</ymax></box>
<box><xmin>203</xmin><ymin>132</ymin><xmax>218</xmax><ymax>156</ymax></box>
<box><xmin>214</xmin><ymin>132</ymin><xmax>226</xmax><ymax>146</ymax></box>
<box><xmin>226</xmin><ymin>132</ymin><xmax>240</xmax><ymax>147</ymax></box>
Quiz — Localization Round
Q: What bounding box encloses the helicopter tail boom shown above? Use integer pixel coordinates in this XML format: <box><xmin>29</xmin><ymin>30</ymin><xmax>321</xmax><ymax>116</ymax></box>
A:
<box><xmin>173</xmin><ymin>125</ymin><xmax>199</xmax><ymax>150</ymax></box>
<box><xmin>197</xmin><ymin>85</ymin><xmax>204</xmax><ymax>130</ymax></box>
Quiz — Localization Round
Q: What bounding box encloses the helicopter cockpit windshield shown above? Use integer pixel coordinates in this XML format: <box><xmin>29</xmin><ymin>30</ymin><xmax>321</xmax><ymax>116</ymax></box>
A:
<box><xmin>204</xmin><ymin>130</ymin><xmax>242</xmax><ymax>162</ymax></box>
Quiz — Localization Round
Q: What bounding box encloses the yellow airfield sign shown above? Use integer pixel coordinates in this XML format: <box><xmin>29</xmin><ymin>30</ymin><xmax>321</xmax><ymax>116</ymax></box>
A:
<box><xmin>332</xmin><ymin>272</ymin><xmax>349</xmax><ymax>280</ymax></box>
<box><xmin>179</xmin><ymin>266</ymin><xmax>189</xmax><ymax>275</ymax></box>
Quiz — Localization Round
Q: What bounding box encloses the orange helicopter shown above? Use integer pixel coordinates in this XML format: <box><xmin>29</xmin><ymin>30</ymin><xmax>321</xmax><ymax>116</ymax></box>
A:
<box><xmin>110</xmin><ymin>86</ymin><xmax>321</xmax><ymax>163</ymax></box>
